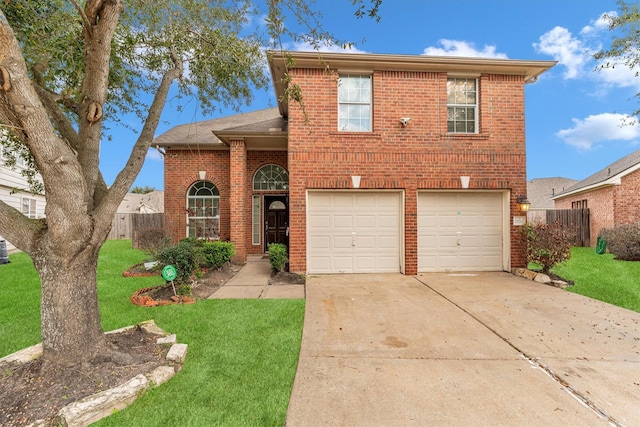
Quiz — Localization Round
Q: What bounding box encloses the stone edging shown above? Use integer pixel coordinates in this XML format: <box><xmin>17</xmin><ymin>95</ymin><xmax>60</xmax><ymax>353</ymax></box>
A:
<box><xmin>511</xmin><ymin>268</ymin><xmax>572</xmax><ymax>289</ymax></box>
<box><xmin>0</xmin><ymin>320</ymin><xmax>186</xmax><ymax>427</ymax></box>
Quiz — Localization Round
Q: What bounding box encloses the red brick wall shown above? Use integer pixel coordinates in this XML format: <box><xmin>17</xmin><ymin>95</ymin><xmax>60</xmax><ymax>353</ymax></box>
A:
<box><xmin>164</xmin><ymin>149</ymin><xmax>232</xmax><ymax>243</ymax></box>
<box><xmin>287</xmin><ymin>69</ymin><xmax>528</xmax><ymax>274</ymax></box>
<box><xmin>555</xmin><ymin>187</ymin><xmax>615</xmax><ymax>242</ymax></box>
<box><xmin>614</xmin><ymin>169</ymin><xmax>640</xmax><ymax>226</ymax></box>
<box><xmin>164</xmin><ymin>147</ymin><xmax>288</xmax><ymax>256</ymax></box>
<box><xmin>555</xmin><ymin>169</ymin><xmax>640</xmax><ymax>243</ymax></box>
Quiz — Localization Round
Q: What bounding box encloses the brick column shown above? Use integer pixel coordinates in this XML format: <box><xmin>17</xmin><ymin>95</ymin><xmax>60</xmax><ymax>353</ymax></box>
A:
<box><xmin>229</xmin><ymin>139</ymin><xmax>247</xmax><ymax>262</ymax></box>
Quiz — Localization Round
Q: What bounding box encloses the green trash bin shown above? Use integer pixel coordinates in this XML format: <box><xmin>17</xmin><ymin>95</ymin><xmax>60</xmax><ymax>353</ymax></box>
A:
<box><xmin>595</xmin><ymin>236</ymin><xmax>606</xmax><ymax>255</ymax></box>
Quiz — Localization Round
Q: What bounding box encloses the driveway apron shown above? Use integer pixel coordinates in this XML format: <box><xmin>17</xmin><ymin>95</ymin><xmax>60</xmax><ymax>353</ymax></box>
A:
<box><xmin>285</xmin><ymin>272</ymin><xmax>640</xmax><ymax>426</ymax></box>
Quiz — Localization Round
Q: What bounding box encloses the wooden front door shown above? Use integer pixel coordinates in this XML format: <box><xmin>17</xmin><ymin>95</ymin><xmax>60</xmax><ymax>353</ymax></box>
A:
<box><xmin>264</xmin><ymin>196</ymin><xmax>288</xmax><ymax>251</ymax></box>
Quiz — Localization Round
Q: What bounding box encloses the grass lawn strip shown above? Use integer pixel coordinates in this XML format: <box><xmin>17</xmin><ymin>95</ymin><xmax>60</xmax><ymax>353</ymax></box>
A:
<box><xmin>0</xmin><ymin>240</ymin><xmax>305</xmax><ymax>426</ymax></box>
<box><xmin>553</xmin><ymin>247</ymin><xmax>640</xmax><ymax>313</ymax></box>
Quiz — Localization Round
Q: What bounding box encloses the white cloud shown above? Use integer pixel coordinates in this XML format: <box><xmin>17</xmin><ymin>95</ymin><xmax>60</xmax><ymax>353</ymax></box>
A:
<box><xmin>556</xmin><ymin>113</ymin><xmax>640</xmax><ymax>150</ymax></box>
<box><xmin>533</xmin><ymin>26</ymin><xmax>589</xmax><ymax>79</ymax></box>
<box><xmin>422</xmin><ymin>39</ymin><xmax>508</xmax><ymax>58</ymax></box>
<box><xmin>580</xmin><ymin>11</ymin><xmax>615</xmax><ymax>36</ymax></box>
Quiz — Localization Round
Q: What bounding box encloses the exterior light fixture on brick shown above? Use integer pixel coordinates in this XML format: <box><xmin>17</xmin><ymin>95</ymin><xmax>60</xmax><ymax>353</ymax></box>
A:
<box><xmin>517</xmin><ymin>195</ymin><xmax>531</xmax><ymax>212</ymax></box>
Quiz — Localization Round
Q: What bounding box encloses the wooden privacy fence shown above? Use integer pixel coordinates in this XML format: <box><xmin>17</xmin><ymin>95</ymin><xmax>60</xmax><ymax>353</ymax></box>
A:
<box><xmin>108</xmin><ymin>213</ymin><xmax>164</xmax><ymax>247</ymax></box>
<box><xmin>546</xmin><ymin>208</ymin><xmax>590</xmax><ymax>247</ymax></box>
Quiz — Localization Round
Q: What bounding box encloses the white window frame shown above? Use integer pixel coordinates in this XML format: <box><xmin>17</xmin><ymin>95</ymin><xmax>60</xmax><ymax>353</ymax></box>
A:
<box><xmin>338</xmin><ymin>74</ymin><xmax>372</xmax><ymax>132</ymax></box>
<box><xmin>447</xmin><ymin>77</ymin><xmax>478</xmax><ymax>134</ymax></box>
<box><xmin>252</xmin><ymin>195</ymin><xmax>261</xmax><ymax>245</ymax></box>
<box><xmin>253</xmin><ymin>164</ymin><xmax>289</xmax><ymax>191</ymax></box>
<box><xmin>21</xmin><ymin>197</ymin><xmax>37</xmax><ymax>219</ymax></box>
<box><xmin>186</xmin><ymin>181</ymin><xmax>220</xmax><ymax>240</ymax></box>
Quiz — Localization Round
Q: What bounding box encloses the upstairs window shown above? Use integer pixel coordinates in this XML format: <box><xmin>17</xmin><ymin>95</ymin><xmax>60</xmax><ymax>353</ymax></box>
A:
<box><xmin>186</xmin><ymin>181</ymin><xmax>220</xmax><ymax>239</ymax></box>
<box><xmin>447</xmin><ymin>78</ymin><xmax>478</xmax><ymax>133</ymax></box>
<box><xmin>338</xmin><ymin>75</ymin><xmax>372</xmax><ymax>132</ymax></box>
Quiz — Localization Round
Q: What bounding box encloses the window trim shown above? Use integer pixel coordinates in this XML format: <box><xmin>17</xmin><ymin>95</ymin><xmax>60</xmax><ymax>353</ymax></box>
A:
<box><xmin>252</xmin><ymin>195</ymin><xmax>261</xmax><ymax>245</ymax></box>
<box><xmin>337</xmin><ymin>74</ymin><xmax>373</xmax><ymax>132</ymax></box>
<box><xmin>21</xmin><ymin>197</ymin><xmax>37</xmax><ymax>219</ymax></box>
<box><xmin>186</xmin><ymin>180</ymin><xmax>220</xmax><ymax>240</ymax></box>
<box><xmin>446</xmin><ymin>77</ymin><xmax>479</xmax><ymax>134</ymax></box>
<box><xmin>253</xmin><ymin>164</ymin><xmax>289</xmax><ymax>191</ymax></box>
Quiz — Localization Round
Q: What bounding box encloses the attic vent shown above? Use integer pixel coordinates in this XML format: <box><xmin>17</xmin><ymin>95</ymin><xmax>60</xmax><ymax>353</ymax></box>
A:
<box><xmin>607</xmin><ymin>167</ymin><xmax>611</xmax><ymax>176</ymax></box>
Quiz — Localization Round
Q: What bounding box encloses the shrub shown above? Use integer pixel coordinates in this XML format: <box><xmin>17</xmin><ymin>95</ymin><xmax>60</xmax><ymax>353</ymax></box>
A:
<box><xmin>600</xmin><ymin>222</ymin><xmax>640</xmax><ymax>261</ymax></box>
<box><xmin>155</xmin><ymin>240</ymin><xmax>200</xmax><ymax>283</ymax></box>
<box><xmin>136</xmin><ymin>227</ymin><xmax>171</xmax><ymax>252</ymax></box>
<box><xmin>202</xmin><ymin>241</ymin><xmax>236</xmax><ymax>269</ymax></box>
<box><xmin>522</xmin><ymin>221</ymin><xmax>572</xmax><ymax>273</ymax></box>
<box><xmin>268</xmin><ymin>243</ymin><xmax>288</xmax><ymax>273</ymax></box>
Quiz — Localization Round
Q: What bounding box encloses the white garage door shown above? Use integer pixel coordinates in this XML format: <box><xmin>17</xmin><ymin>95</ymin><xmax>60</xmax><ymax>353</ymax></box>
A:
<box><xmin>307</xmin><ymin>192</ymin><xmax>402</xmax><ymax>274</ymax></box>
<box><xmin>418</xmin><ymin>192</ymin><xmax>504</xmax><ymax>272</ymax></box>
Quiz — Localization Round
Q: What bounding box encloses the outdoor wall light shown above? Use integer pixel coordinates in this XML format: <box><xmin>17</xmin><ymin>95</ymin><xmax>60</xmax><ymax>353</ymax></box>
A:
<box><xmin>517</xmin><ymin>195</ymin><xmax>531</xmax><ymax>212</ymax></box>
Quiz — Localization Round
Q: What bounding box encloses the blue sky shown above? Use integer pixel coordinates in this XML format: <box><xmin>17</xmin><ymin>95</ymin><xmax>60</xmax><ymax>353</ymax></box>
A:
<box><xmin>103</xmin><ymin>0</ymin><xmax>640</xmax><ymax>191</ymax></box>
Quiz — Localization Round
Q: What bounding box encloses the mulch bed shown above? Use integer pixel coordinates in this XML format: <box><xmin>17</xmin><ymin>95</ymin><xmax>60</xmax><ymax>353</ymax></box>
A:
<box><xmin>0</xmin><ymin>328</ymin><xmax>168</xmax><ymax>427</ymax></box>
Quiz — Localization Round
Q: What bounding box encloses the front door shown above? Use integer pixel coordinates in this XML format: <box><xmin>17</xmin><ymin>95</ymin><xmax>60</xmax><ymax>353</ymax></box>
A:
<box><xmin>264</xmin><ymin>196</ymin><xmax>289</xmax><ymax>251</ymax></box>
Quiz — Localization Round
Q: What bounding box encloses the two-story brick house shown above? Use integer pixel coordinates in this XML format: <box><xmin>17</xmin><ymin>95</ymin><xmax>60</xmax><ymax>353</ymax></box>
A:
<box><xmin>156</xmin><ymin>51</ymin><xmax>555</xmax><ymax>275</ymax></box>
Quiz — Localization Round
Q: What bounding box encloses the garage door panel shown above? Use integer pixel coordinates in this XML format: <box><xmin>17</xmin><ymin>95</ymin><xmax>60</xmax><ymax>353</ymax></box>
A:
<box><xmin>333</xmin><ymin>235</ymin><xmax>353</xmax><ymax>250</ymax></box>
<box><xmin>308</xmin><ymin>192</ymin><xmax>401</xmax><ymax>274</ymax></box>
<box><xmin>418</xmin><ymin>192</ymin><xmax>503</xmax><ymax>272</ymax></box>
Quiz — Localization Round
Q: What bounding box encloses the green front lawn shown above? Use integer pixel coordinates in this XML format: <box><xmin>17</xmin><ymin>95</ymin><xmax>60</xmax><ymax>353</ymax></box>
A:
<box><xmin>552</xmin><ymin>247</ymin><xmax>640</xmax><ymax>313</ymax></box>
<box><xmin>0</xmin><ymin>240</ymin><xmax>305</xmax><ymax>426</ymax></box>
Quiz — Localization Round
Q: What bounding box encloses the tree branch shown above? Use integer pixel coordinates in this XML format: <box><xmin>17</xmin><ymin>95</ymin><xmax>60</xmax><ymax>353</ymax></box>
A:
<box><xmin>0</xmin><ymin>199</ymin><xmax>43</xmax><ymax>254</ymax></box>
<box><xmin>93</xmin><ymin>49</ymin><xmax>183</xmax><ymax>243</ymax></box>
<box><xmin>31</xmin><ymin>64</ymin><xmax>80</xmax><ymax>151</ymax></box>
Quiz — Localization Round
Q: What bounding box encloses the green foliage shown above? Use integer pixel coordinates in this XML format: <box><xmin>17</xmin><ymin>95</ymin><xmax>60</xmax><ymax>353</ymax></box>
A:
<box><xmin>130</xmin><ymin>186</ymin><xmax>156</xmax><ymax>194</ymax></box>
<box><xmin>599</xmin><ymin>222</ymin><xmax>640</xmax><ymax>261</ymax></box>
<box><xmin>155</xmin><ymin>240</ymin><xmax>199</xmax><ymax>283</ymax></box>
<box><xmin>201</xmin><ymin>241</ymin><xmax>236</xmax><ymax>269</ymax></box>
<box><xmin>522</xmin><ymin>221</ymin><xmax>572</xmax><ymax>273</ymax></box>
<box><xmin>553</xmin><ymin>247</ymin><xmax>640</xmax><ymax>313</ymax></box>
<box><xmin>594</xmin><ymin>1</ymin><xmax>640</xmax><ymax>119</ymax></box>
<box><xmin>268</xmin><ymin>243</ymin><xmax>288</xmax><ymax>273</ymax></box>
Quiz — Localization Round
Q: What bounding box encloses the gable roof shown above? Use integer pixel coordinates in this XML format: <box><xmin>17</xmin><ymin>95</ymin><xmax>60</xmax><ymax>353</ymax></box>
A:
<box><xmin>117</xmin><ymin>191</ymin><xmax>164</xmax><ymax>214</ymax></box>
<box><xmin>154</xmin><ymin>108</ymin><xmax>284</xmax><ymax>150</ymax></box>
<box><xmin>527</xmin><ymin>177</ymin><xmax>578</xmax><ymax>209</ymax></box>
<box><xmin>552</xmin><ymin>148</ymin><xmax>640</xmax><ymax>199</ymax></box>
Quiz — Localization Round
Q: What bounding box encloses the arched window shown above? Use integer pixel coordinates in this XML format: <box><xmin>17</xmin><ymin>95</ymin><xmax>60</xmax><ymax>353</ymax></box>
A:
<box><xmin>187</xmin><ymin>181</ymin><xmax>220</xmax><ymax>239</ymax></box>
<box><xmin>253</xmin><ymin>164</ymin><xmax>289</xmax><ymax>191</ymax></box>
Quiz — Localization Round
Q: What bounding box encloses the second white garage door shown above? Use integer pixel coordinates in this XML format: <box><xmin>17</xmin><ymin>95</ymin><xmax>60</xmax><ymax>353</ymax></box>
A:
<box><xmin>307</xmin><ymin>192</ymin><xmax>402</xmax><ymax>274</ymax></box>
<box><xmin>418</xmin><ymin>192</ymin><xmax>505</xmax><ymax>272</ymax></box>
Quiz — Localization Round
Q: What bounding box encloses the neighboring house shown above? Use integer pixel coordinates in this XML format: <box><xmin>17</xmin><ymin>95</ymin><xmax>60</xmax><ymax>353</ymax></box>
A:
<box><xmin>117</xmin><ymin>191</ymin><xmax>164</xmax><ymax>214</ymax></box>
<box><xmin>0</xmin><ymin>142</ymin><xmax>46</xmax><ymax>252</ymax></box>
<box><xmin>552</xmin><ymin>148</ymin><xmax>640</xmax><ymax>243</ymax></box>
<box><xmin>526</xmin><ymin>177</ymin><xmax>577</xmax><ymax>223</ymax></box>
<box><xmin>156</xmin><ymin>51</ymin><xmax>555</xmax><ymax>275</ymax></box>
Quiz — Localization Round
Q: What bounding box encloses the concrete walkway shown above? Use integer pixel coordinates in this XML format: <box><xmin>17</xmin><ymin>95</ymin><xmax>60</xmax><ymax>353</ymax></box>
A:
<box><xmin>286</xmin><ymin>272</ymin><xmax>640</xmax><ymax>426</ymax></box>
<box><xmin>209</xmin><ymin>255</ymin><xmax>304</xmax><ymax>299</ymax></box>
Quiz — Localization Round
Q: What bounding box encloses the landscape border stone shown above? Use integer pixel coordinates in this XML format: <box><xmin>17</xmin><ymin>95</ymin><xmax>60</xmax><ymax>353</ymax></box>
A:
<box><xmin>0</xmin><ymin>320</ymin><xmax>186</xmax><ymax>427</ymax></box>
<box><xmin>512</xmin><ymin>268</ymin><xmax>572</xmax><ymax>289</ymax></box>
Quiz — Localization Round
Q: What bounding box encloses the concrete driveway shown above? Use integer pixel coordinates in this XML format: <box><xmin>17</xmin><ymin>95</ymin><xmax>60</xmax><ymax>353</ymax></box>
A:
<box><xmin>285</xmin><ymin>272</ymin><xmax>640</xmax><ymax>426</ymax></box>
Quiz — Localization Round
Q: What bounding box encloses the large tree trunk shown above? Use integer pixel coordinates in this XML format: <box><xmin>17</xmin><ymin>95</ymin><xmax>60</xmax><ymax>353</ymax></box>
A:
<box><xmin>32</xmin><ymin>243</ymin><xmax>106</xmax><ymax>367</ymax></box>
